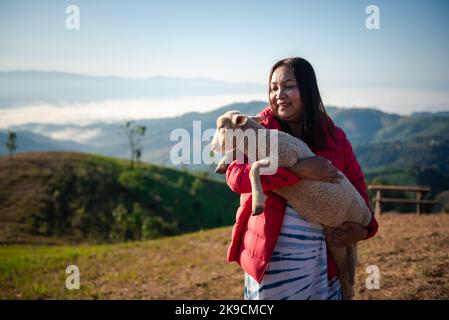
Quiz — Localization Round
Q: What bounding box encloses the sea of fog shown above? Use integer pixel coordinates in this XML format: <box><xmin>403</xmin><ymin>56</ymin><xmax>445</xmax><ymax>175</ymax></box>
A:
<box><xmin>1</xmin><ymin>87</ymin><xmax>448</xmax><ymax>131</ymax></box>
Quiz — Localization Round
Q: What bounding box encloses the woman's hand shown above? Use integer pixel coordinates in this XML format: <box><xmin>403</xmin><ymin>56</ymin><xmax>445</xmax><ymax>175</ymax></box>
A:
<box><xmin>325</xmin><ymin>222</ymin><xmax>368</xmax><ymax>247</ymax></box>
<box><xmin>289</xmin><ymin>156</ymin><xmax>343</xmax><ymax>183</ymax></box>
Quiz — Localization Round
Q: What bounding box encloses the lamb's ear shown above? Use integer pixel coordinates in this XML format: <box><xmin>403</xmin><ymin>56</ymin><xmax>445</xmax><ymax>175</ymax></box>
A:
<box><xmin>232</xmin><ymin>114</ymin><xmax>248</xmax><ymax>127</ymax></box>
<box><xmin>248</xmin><ymin>115</ymin><xmax>267</xmax><ymax>124</ymax></box>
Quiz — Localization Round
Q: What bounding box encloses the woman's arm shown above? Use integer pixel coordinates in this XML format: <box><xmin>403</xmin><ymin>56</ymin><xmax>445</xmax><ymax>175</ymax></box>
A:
<box><xmin>225</xmin><ymin>154</ymin><xmax>344</xmax><ymax>194</ymax></box>
<box><xmin>327</xmin><ymin>130</ymin><xmax>379</xmax><ymax>247</ymax></box>
<box><xmin>225</xmin><ymin>160</ymin><xmax>300</xmax><ymax>194</ymax></box>
<box><xmin>290</xmin><ymin>156</ymin><xmax>343</xmax><ymax>183</ymax></box>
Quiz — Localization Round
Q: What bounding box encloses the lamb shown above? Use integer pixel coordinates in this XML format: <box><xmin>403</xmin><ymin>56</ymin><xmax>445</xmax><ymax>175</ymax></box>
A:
<box><xmin>210</xmin><ymin>110</ymin><xmax>372</xmax><ymax>300</ymax></box>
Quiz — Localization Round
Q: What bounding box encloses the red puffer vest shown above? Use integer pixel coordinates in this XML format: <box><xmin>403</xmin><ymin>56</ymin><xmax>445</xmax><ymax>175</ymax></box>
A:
<box><xmin>225</xmin><ymin>106</ymin><xmax>379</xmax><ymax>283</ymax></box>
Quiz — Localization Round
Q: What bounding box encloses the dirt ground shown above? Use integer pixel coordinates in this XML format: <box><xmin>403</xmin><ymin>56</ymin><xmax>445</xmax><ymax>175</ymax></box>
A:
<box><xmin>1</xmin><ymin>213</ymin><xmax>449</xmax><ymax>300</ymax></box>
<box><xmin>354</xmin><ymin>213</ymin><xmax>449</xmax><ymax>299</ymax></box>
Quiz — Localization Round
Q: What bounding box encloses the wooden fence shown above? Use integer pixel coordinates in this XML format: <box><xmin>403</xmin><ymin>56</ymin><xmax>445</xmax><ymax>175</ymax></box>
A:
<box><xmin>367</xmin><ymin>184</ymin><xmax>438</xmax><ymax>215</ymax></box>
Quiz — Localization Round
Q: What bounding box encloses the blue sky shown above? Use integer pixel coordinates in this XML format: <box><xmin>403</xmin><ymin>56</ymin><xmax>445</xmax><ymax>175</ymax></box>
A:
<box><xmin>1</xmin><ymin>0</ymin><xmax>449</xmax><ymax>114</ymax></box>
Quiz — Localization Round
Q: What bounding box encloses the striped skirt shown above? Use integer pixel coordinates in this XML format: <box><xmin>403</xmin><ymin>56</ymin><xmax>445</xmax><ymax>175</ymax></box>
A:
<box><xmin>244</xmin><ymin>204</ymin><xmax>342</xmax><ymax>300</ymax></box>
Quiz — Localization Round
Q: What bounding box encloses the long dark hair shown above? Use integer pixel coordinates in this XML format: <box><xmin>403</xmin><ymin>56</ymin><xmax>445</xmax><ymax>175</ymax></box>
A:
<box><xmin>268</xmin><ymin>57</ymin><xmax>335</xmax><ymax>150</ymax></box>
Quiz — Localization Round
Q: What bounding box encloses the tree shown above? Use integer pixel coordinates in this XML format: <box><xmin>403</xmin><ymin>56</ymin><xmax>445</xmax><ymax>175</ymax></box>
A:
<box><xmin>190</xmin><ymin>177</ymin><xmax>204</xmax><ymax>196</ymax></box>
<box><xmin>6</xmin><ymin>131</ymin><xmax>17</xmax><ymax>159</ymax></box>
<box><xmin>120</xmin><ymin>121</ymin><xmax>146</xmax><ymax>168</ymax></box>
<box><xmin>135</xmin><ymin>148</ymin><xmax>142</xmax><ymax>165</ymax></box>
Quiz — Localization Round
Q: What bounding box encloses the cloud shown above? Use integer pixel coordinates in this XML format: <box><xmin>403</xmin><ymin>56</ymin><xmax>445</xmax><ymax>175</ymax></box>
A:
<box><xmin>0</xmin><ymin>94</ymin><xmax>267</xmax><ymax>129</ymax></box>
<box><xmin>322</xmin><ymin>86</ymin><xmax>449</xmax><ymax>115</ymax></box>
<box><xmin>0</xmin><ymin>88</ymin><xmax>447</xmax><ymax>133</ymax></box>
<box><xmin>46</xmin><ymin>128</ymin><xmax>103</xmax><ymax>144</ymax></box>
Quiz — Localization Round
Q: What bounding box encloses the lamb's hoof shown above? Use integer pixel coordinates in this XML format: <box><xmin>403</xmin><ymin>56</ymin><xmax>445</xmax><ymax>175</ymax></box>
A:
<box><xmin>215</xmin><ymin>165</ymin><xmax>228</xmax><ymax>174</ymax></box>
<box><xmin>252</xmin><ymin>207</ymin><xmax>264</xmax><ymax>216</ymax></box>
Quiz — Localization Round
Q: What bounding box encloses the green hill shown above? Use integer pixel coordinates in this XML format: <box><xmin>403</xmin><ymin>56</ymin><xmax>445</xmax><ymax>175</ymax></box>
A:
<box><xmin>0</xmin><ymin>152</ymin><xmax>239</xmax><ymax>244</ymax></box>
<box><xmin>2</xmin><ymin>104</ymin><xmax>449</xmax><ymax>217</ymax></box>
<box><xmin>356</xmin><ymin>134</ymin><xmax>449</xmax><ymax>204</ymax></box>
<box><xmin>374</xmin><ymin>115</ymin><xmax>449</xmax><ymax>142</ymax></box>
<box><xmin>326</xmin><ymin>106</ymin><xmax>401</xmax><ymax>145</ymax></box>
<box><xmin>324</xmin><ymin>109</ymin><xmax>449</xmax><ymax>203</ymax></box>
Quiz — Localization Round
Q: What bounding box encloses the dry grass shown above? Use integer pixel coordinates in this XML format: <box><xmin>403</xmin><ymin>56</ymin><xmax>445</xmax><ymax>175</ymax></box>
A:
<box><xmin>1</xmin><ymin>213</ymin><xmax>448</xmax><ymax>299</ymax></box>
<box><xmin>0</xmin><ymin>227</ymin><xmax>243</xmax><ymax>300</ymax></box>
<box><xmin>355</xmin><ymin>213</ymin><xmax>449</xmax><ymax>299</ymax></box>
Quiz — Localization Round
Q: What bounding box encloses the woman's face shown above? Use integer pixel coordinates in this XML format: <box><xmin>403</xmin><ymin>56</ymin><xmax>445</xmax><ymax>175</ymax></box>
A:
<box><xmin>269</xmin><ymin>65</ymin><xmax>302</xmax><ymax>122</ymax></box>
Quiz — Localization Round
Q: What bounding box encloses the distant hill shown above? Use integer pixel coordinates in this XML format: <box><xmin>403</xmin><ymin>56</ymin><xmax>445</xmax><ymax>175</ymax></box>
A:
<box><xmin>7</xmin><ymin>102</ymin><xmax>448</xmax><ymax>163</ymax></box>
<box><xmin>357</xmin><ymin>136</ymin><xmax>449</xmax><ymax>198</ymax></box>
<box><xmin>4</xmin><ymin>101</ymin><xmax>268</xmax><ymax>165</ymax></box>
<box><xmin>0</xmin><ymin>152</ymin><xmax>239</xmax><ymax>244</ymax></box>
<box><xmin>373</xmin><ymin>115</ymin><xmax>449</xmax><ymax>142</ymax></box>
<box><xmin>3</xmin><ymin>101</ymin><xmax>449</xmax><ymax>201</ymax></box>
<box><xmin>0</xmin><ymin>131</ymin><xmax>93</xmax><ymax>155</ymax></box>
<box><xmin>326</xmin><ymin>107</ymin><xmax>401</xmax><ymax>144</ymax></box>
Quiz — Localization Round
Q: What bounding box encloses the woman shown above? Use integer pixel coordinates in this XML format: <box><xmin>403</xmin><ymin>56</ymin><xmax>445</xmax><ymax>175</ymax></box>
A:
<box><xmin>225</xmin><ymin>57</ymin><xmax>379</xmax><ymax>300</ymax></box>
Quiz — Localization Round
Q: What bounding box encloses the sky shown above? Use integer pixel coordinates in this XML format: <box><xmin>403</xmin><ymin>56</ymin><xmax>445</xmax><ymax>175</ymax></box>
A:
<box><xmin>1</xmin><ymin>0</ymin><xmax>449</xmax><ymax>117</ymax></box>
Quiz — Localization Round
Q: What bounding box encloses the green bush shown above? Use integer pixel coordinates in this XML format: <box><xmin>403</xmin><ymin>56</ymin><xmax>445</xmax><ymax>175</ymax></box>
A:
<box><xmin>142</xmin><ymin>216</ymin><xmax>179</xmax><ymax>240</ymax></box>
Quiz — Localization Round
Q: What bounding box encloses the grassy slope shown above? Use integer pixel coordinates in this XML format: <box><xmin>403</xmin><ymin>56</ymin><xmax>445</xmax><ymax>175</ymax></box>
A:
<box><xmin>1</xmin><ymin>214</ymin><xmax>449</xmax><ymax>299</ymax></box>
<box><xmin>0</xmin><ymin>152</ymin><xmax>239</xmax><ymax>244</ymax></box>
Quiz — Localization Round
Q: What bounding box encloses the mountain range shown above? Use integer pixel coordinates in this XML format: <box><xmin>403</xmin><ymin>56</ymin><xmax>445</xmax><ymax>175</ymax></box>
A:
<box><xmin>1</xmin><ymin>70</ymin><xmax>448</xmax><ymax>199</ymax></box>
<box><xmin>0</xmin><ymin>70</ymin><xmax>264</xmax><ymax>107</ymax></box>
<box><xmin>2</xmin><ymin>100</ymin><xmax>448</xmax><ymax>157</ymax></box>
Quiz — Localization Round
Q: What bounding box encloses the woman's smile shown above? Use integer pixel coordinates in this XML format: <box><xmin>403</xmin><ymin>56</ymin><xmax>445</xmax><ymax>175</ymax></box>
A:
<box><xmin>269</xmin><ymin>65</ymin><xmax>302</xmax><ymax>122</ymax></box>
<box><xmin>278</xmin><ymin>102</ymin><xmax>291</xmax><ymax>108</ymax></box>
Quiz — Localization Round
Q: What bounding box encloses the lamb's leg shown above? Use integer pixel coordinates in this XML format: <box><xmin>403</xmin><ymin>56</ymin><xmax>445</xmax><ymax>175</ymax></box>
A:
<box><xmin>249</xmin><ymin>158</ymin><xmax>271</xmax><ymax>215</ymax></box>
<box><xmin>347</xmin><ymin>243</ymin><xmax>357</xmax><ymax>286</ymax></box>
<box><xmin>326</xmin><ymin>240</ymin><xmax>355</xmax><ymax>300</ymax></box>
<box><xmin>331</xmin><ymin>246</ymin><xmax>354</xmax><ymax>300</ymax></box>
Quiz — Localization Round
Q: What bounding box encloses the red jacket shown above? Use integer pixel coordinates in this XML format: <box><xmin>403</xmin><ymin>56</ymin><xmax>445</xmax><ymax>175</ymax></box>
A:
<box><xmin>225</xmin><ymin>106</ymin><xmax>379</xmax><ymax>283</ymax></box>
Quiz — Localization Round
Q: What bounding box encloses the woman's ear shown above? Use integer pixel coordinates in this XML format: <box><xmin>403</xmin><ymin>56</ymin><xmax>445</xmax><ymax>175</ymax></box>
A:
<box><xmin>232</xmin><ymin>114</ymin><xmax>248</xmax><ymax>127</ymax></box>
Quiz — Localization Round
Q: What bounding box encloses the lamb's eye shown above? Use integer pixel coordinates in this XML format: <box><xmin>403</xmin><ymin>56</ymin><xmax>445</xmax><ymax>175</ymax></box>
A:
<box><xmin>218</xmin><ymin>126</ymin><xmax>224</xmax><ymax>129</ymax></box>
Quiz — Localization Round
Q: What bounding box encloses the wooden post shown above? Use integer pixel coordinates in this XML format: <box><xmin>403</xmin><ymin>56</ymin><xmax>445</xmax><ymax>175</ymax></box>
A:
<box><xmin>368</xmin><ymin>184</ymin><xmax>432</xmax><ymax>215</ymax></box>
<box><xmin>416</xmin><ymin>191</ymin><xmax>422</xmax><ymax>215</ymax></box>
<box><xmin>374</xmin><ymin>190</ymin><xmax>382</xmax><ymax>216</ymax></box>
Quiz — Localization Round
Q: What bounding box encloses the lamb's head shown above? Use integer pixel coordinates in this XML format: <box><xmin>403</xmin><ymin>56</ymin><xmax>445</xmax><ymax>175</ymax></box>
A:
<box><xmin>210</xmin><ymin>111</ymin><xmax>244</xmax><ymax>154</ymax></box>
<box><xmin>210</xmin><ymin>110</ymin><xmax>265</xmax><ymax>154</ymax></box>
